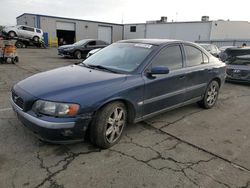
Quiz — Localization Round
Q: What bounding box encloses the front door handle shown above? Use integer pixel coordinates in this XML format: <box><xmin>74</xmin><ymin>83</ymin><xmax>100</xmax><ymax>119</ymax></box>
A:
<box><xmin>207</xmin><ymin>69</ymin><xmax>213</xmax><ymax>73</ymax></box>
<box><xmin>179</xmin><ymin>75</ymin><xmax>186</xmax><ymax>79</ymax></box>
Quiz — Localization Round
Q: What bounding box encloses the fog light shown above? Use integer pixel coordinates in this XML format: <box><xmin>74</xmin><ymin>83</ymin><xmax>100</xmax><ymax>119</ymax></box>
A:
<box><xmin>61</xmin><ymin>130</ymin><xmax>73</xmax><ymax>137</ymax></box>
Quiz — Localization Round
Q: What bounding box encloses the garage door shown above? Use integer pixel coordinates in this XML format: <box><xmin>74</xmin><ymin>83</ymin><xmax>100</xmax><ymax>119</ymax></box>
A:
<box><xmin>56</xmin><ymin>22</ymin><xmax>75</xmax><ymax>31</ymax></box>
<box><xmin>98</xmin><ymin>26</ymin><xmax>112</xmax><ymax>44</ymax></box>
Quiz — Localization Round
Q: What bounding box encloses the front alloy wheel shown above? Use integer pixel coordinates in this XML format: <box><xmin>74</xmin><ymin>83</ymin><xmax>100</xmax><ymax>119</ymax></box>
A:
<box><xmin>90</xmin><ymin>102</ymin><xmax>127</xmax><ymax>148</ymax></box>
<box><xmin>106</xmin><ymin>107</ymin><xmax>125</xmax><ymax>143</ymax></box>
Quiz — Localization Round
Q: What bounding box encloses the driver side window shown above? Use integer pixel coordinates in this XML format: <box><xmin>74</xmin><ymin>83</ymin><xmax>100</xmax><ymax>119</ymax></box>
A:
<box><xmin>151</xmin><ymin>45</ymin><xmax>183</xmax><ymax>71</ymax></box>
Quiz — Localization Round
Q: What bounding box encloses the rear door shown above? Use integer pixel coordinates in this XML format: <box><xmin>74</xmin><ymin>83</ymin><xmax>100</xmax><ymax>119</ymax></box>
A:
<box><xmin>182</xmin><ymin>44</ymin><xmax>211</xmax><ymax>102</ymax></box>
<box><xmin>17</xmin><ymin>26</ymin><xmax>26</xmax><ymax>37</ymax></box>
<box><xmin>143</xmin><ymin>44</ymin><xmax>186</xmax><ymax>116</ymax></box>
<box><xmin>21</xmin><ymin>26</ymin><xmax>34</xmax><ymax>39</ymax></box>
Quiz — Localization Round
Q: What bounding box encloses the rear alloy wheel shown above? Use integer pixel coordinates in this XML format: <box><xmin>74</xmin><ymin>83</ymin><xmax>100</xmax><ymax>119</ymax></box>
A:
<box><xmin>8</xmin><ymin>31</ymin><xmax>16</xmax><ymax>38</ymax></box>
<box><xmin>74</xmin><ymin>51</ymin><xmax>82</xmax><ymax>59</ymax></box>
<box><xmin>33</xmin><ymin>36</ymin><xmax>39</xmax><ymax>42</ymax></box>
<box><xmin>90</xmin><ymin>102</ymin><xmax>127</xmax><ymax>148</ymax></box>
<box><xmin>198</xmin><ymin>80</ymin><xmax>219</xmax><ymax>109</ymax></box>
<box><xmin>15</xmin><ymin>41</ymin><xmax>24</xmax><ymax>48</ymax></box>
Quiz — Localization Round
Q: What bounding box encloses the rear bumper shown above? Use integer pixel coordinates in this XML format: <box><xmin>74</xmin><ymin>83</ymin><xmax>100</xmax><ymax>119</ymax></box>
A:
<box><xmin>10</xmin><ymin>98</ymin><xmax>92</xmax><ymax>144</ymax></box>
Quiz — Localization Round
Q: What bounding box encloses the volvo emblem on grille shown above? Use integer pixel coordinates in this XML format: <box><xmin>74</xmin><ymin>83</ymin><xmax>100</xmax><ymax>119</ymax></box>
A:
<box><xmin>233</xmin><ymin>69</ymin><xmax>241</xmax><ymax>73</ymax></box>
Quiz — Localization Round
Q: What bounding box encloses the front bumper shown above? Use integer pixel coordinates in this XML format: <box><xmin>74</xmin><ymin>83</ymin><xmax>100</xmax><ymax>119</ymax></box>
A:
<box><xmin>10</xmin><ymin>98</ymin><xmax>92</xmax><ymax>144</ymax></box>
<box><xmin>58</xmin><ymin>50</ymin><xmax>73</xmax><ymax>57</ymax></box>
<box><xmin>226</xmin><ymin>77</ymin><xmax>250</xmax><ymax>84</ymax></box>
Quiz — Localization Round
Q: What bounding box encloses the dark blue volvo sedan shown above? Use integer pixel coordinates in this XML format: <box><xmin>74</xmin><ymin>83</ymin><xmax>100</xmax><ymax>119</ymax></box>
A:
<box><xmin>11</xmin><ymin>39</ymin><xmax>226</xmax><ymax>148</ymax></box>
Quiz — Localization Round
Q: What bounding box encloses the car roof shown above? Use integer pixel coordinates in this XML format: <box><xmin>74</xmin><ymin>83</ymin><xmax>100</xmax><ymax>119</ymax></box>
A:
<box><xmin>118</xmin><ymin>39</ymin><xmax>181</xmax><ymax>46</ymax></box>
<box><xmin>198</xmin><ymin>43</ymin><xmax>213</xmax><ymax>46</ymax></box>
<box><xmin>17</xmin><ymin>25</ymin><xmax>40</xmax><ymax>30</ymax></box>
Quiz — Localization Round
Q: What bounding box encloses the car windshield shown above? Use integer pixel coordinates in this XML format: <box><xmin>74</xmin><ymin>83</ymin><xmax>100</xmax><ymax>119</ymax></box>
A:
<box><xmin>227</xmin><ymin>56</ymin><xmax>250</xmax><ymax>66</ymax></box>
<box><xmin>82</xmin><ymin>43</ymin><xmax>155</xmax><ymax>73</ymax></box>
<box><xmin>74</xmin><ymin>40</ymin><xmax>89</xmax><ymax>46</ymax></box>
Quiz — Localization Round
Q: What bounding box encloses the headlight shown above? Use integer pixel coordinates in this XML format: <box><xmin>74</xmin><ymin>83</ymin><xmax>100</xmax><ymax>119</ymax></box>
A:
<box><xmin>32</xmin><ymin>100</ymin><xmax>80</xmax><ymax>117</ymax></box>
<box><xmin>65</xmin><ymin>47</ymin><xmax>74</xmax><ymax>51</ymax></box>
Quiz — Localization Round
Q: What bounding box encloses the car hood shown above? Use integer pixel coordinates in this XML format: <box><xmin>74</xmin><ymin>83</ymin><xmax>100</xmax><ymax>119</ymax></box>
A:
<box><xmin>58</xmin><ymin>44</ymin><xmax>75</xmax><ymax>50</ymax></box>
<box><xmin>16</xmin><ymin>65</ymin><xmax>127</xmax><ymax>101</ymax></box>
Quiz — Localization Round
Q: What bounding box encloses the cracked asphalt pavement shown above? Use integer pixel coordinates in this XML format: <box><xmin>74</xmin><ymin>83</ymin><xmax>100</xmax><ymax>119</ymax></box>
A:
<box><xmin>0</xmin><ymin>48</ymin><xmax>250</xmax><ymax>188</ymax></box>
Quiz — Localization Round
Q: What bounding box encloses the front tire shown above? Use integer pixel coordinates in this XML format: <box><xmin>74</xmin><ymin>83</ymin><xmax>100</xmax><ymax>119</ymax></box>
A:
<box><xmin>74</xmin><ymin>50</ymin><xmax>82</xmax><ymax>59</ymax></box>
<box><xmin>198</xmin><ymin>80</ymin><xmax>220</xmax><ymax>109</ymax></box>
<box><xmin>90</xmin><ymin>102</ymin><xmax>127</xmax><ymax>149</ymax></box>
<box><xmin>8</xmin><ymin>31</ymin><xmax>16</xmax><ymax>38</ymax></box>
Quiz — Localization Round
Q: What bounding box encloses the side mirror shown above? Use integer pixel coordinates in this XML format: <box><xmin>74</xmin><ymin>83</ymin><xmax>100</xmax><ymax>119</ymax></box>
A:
<box><xmin>148</xmin><ymin>66</ymin><xmax>170</xmax><ymax>75</ymax></box>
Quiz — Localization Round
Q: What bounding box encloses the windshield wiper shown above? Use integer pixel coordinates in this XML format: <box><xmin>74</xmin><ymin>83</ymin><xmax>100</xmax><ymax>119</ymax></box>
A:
<box><xmin>87</xmin><ymin>65</ymin><xmax>118</xmax><ymax>73</ymax></box>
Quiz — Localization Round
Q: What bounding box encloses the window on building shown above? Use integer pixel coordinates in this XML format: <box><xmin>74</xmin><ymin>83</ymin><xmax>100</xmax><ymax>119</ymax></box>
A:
<box><xmin>130</xmin><ymin>26</ymin><xmax>136</xmax><ymax>32</ymax></box>
<box><xmin>151</xmin><ymin>45</ymin><xmax>183</xmax><ymax>71</ymax></box>
<box><xmin>184</xmin><ymin>45</ymin><xmax>203</xmax><ymax>67</ymax></box>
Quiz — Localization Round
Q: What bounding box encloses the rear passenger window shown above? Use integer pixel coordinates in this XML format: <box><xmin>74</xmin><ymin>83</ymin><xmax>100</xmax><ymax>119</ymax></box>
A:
<box><xmin>151</xmin><ymin>45</ymin><xmax>183</xmax><ymax>71</ymax></box>
<box><xmin>203</xmin><ymin>53</ymin><xmax>209</xmax><ymax>63</ymax></box>
<box><xmin>36</xmin><ymin>29</ymin><xmax>41</xmax><ymax>33</ymax></box>
<box><xmin>97</xmin><ymin>41</ymin><xmax>108</xmax><ymax>45</ymax></box>
<box><xmin>185</xmin><ymin>45</ymin><xmax>203</xmax><ymax>67</ymax></box>
<box><xmin>23</xmin><ymin>26</ymin><xmax>34</xmax><ymax>32</ymax></box>
<box><xmin>88</xmin><ymin>41</ymin><xmax>96</xmax><ymax>46</ymax></box>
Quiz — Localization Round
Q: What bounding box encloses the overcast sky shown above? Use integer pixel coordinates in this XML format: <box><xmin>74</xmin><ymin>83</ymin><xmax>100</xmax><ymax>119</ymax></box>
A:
<box><xmin>1</xmin><ymin>0</ymin><xmax>250</xmax><ymax>26</ymax></box>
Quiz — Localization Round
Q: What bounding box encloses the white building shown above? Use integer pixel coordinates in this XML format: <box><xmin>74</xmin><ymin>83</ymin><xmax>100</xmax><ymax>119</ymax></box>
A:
<box><xmin>16</xmin><ymin>14</ymin><xmax>250</xmax><ymax>47</ymax></box>
<box><xmin>124</xmin><ymin>18</ymin><xmax>250</xmax><ymax>47</ymax></box>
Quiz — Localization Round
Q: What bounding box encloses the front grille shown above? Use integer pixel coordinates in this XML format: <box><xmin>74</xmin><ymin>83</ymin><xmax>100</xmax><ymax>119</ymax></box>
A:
<box><xmin>227</xmin><ymin>69</ymin><xmax>250</xmax><ymax>79</ymax></box>
<box><xmin>240</xmin><ymin>70</ymin><xmax>249</xmax><ymax>77</ymax></box>
<box><xmin>12</xmin><ymin>91</ymin><xmax>24</xmax><ymax>110</ymax></box>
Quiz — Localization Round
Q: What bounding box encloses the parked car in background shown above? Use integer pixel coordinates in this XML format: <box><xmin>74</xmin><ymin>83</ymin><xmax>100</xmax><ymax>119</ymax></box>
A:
<box><xmin>2</xmin><ymin>25</ymin><xmax>43</xmax><ymax>42</ymax></box>
<box><xmin>86</xmin><ymin>48</ymin><xmax>101</xmax><ymax>58</ymax></box>
<box><xmin>198</xmin><ymin>43</ymin><xmax>220</xmax><ymax>57</ymax></box>
<box><xmin>218</xmin><ymin>46</ymin><xmax>236</xmax><ymax>61</ymax></box>
<box><xmin>219</xmin><ymin>46</ymin><xmax>235</xmax><ymax>52</ymax></box>
<box><xmin>224</xmin><ymin>47</ymin><xmax>250</xmax><ymax>83</ymax></box>
<box><xmin>58</xmin><ymin>39</ymin><xmax>109</xmax><ymax>59</ymax></box>
<box><xmin>11</xmin><ymin>39</ymin><xmax>226</xmax><ymax>148</ymax></box>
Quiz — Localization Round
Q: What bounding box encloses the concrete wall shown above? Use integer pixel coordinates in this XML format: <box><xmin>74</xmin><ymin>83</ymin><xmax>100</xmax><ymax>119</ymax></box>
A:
<box><xmin>123</xmin><ymin>24</ymin><xmax>146</xmax><ymax>39</ymax></box>
<box><xmin>145</xmin><ymin>22</ymin><xmax>212</xmax><ymax>42</ymax></box>
<box><xmin>210</xmin><ymin>21</ymin><xmax>250</xmax><ymax>40</ymax></box>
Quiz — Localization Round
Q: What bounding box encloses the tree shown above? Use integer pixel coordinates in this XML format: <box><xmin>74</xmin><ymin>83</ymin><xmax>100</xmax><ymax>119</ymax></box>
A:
<box><xmin>0</xmin><ymin>26</ymin><xmax>3</xmax><ymax>33</ymax></box>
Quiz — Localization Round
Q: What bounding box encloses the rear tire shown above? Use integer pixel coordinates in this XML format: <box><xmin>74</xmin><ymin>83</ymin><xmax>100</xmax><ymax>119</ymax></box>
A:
<box><xmin>15</xmin><ymin>41</ymin><xmax>24</xmax><ymax>48</ymax></box>
<box><xmin>33</xmin><ymin>36</ymin><xmax>39</xmax><ymax>42</ymax></box>
<box><xmin>90</xmin><ymin>102</ymin><xmax>127</xmax><ymax>149</ymax></box>
<box><xmin>8</xmin><ymin>31</ymin><xmax>16</xmax><ymax>38</ymax></box>
<box><xmin>74</xmin><ymin>50</ymin><xmax>82</xmax><ymax>59</ymax></box>
<box><xmin>198</xmin><ymin>80</ymin><xmax>220</xmax><ymax>109</ymax></box>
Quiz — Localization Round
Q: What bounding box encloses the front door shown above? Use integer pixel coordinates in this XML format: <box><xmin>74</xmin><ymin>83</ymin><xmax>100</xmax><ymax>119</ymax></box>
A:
<box><xmin>143</xmin><ymin>44</ymin><xmax>186</xmax><ymax>116</ymax></box>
